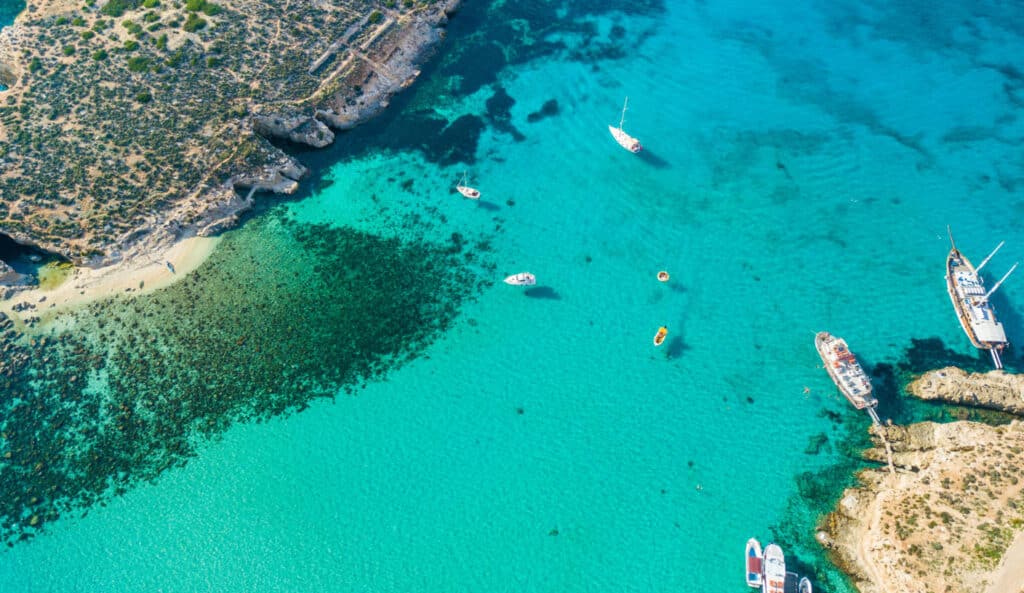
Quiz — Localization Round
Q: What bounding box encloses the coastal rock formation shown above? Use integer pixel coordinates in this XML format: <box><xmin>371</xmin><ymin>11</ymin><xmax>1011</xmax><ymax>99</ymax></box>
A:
<box><xmin>821</xmin><ymin>420</ymin><xmax>1024</xmax><ymax>593</ymax></box>
<box><xmin>253</xmin><ymin>113</ymin><xmax>334</xmax><ymax>148</ymax></box>
<box><xmin>0</xmin><ymin>0</ymin><xmax>460</xmax><ymax>276</ymax></box>
<box><xmin>909</xmin><ymin>366</ymin><xmax>1024</xmax><ymax>416</ymax></box>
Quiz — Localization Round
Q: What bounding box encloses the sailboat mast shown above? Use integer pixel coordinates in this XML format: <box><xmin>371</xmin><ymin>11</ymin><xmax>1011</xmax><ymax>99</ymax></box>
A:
<box><xmin>947</xmin><ymin>225</ymin><xmax>957</xmax><ymax>252</ymax></box>
<box><xmin>981</xmin><ymin>262</ymin><xmax>1019</xmax><ymax>303</ymax></box>
<box><xmin>619</xmin><ymin>97</ymin><xmax>628</xmax><ymax>130</ymax></box>
<box><xmin>976</xmin><ymin>241</ymin><xmax>1005</xmax><ymax>273</ymax></box>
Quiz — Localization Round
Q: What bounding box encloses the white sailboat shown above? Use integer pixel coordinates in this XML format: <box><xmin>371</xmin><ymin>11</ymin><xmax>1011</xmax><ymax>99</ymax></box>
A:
<box><xmin>504</xmin><ymin>272</ymin><xmax>536</xmax><ymax>286</ymax></box>
<box><xmin>609</xmin><ymin>97</ymin><xmax>642</xmax><ymax>153</ymax></box>
<box><xmin>456</xmin><ymin>171</ymin><xmax>481</xmax><ymax>199</ymax></box>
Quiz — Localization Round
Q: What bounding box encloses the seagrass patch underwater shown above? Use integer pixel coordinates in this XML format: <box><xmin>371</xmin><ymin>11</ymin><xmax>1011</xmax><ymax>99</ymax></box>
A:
<box><xmin>0</xmin><ymin>211</ymin><xmax>491</xmax><ymax>546</ymax></box>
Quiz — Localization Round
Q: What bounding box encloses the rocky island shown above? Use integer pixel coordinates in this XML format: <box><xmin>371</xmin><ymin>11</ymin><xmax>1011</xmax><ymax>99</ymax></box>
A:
<box><xmin>0</xmin><ymin>0</ymin><xmax>458</xmax><ymax>275</ymax></box>
<box><xmin>820</xmin><ymin>368</ymin><xmax>1024</xmax><ymax>593</ymax></box>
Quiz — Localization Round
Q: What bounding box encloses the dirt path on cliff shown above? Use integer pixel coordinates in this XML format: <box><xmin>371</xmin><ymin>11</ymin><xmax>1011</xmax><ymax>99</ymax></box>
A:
<box><xmin>856</xmin><ymin>483</ymin><xmax>893</xmax><ymax>592</ymax></box>
<box><xmin>986</xmin><ymin>530</ymin><xmax>1024</xmax><ymax>593</ymax></box>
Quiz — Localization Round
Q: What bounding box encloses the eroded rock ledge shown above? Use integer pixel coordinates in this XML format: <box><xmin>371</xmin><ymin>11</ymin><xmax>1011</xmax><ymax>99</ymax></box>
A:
<box><xmin>820</xmin><ymin>368</ymin><xmax>1024</xmax><ymax>593</ymax></box>
<box><xmin>0</xmin><ymin>0</ymin><xmax>459</xmax><ymax>276</ymax></box>
<box><xmin>909</xmin><ymin>366</ymin><xmax>1024</xmax><ymax>416</ymax></box>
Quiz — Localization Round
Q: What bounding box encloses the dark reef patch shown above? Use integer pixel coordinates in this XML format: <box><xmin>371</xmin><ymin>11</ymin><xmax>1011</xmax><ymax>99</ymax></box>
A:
<box><xmin>526</xmin><ymin>99</ymin><xmax>560</xmax><ymax>124</ymax></box>
<box><xmin>485</xmin><ymin>86</ymin><xmax>525</xmax><ymax>141</ymax></box>
<box><xmin>895</xmin><ymin>336</ymin><xmax>990</xmax><ymax>375</ymax></box>
<box><xmin>0</xmin><ymin>214</ymin><xmax>488</xmax><ymax>546</ymax></box>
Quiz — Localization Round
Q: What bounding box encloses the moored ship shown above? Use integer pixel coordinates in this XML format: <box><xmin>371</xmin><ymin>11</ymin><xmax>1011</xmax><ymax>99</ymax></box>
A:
<box><xmin>815</xmin><ymin>332</ymin><xmax>877</xmax><ymax>410</ymax></box>
<box><xmin>745</xmin><ymin>538</ymin><xmax>763</xmax><ymax>588</ymax></box>
<box><xmin>945</xmin><ymin>227</ymin><xmax>1018</xmax><ymax>370</ymax></box>
<box><xmin>761</xmin><ymin>543</ymin><xmax>786</xmax><ymax>593</ymax></box>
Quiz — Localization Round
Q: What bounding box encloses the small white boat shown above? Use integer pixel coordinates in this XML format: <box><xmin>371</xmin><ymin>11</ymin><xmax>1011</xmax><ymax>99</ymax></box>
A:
<box><xmin>609</xmin><ymin>97</ymin><xmax>642</xmax><ymax>153</ymax></box>
<box><xmin>745</xmin><ymin>538</ymin><xmax>763</xmax><ymax>588</ymax></box>
<box><xmin>456</xmin><ymin>171</ymin><xmax>481</xmax><ymax>199</ymax></box>
<box><xmin>798</xmin><ymin>577</ymin><xmax>812</xmax><ymax>593</ymax></box>
<box><xmin>762</xmin><ymin>543</ymin><xmax>786</xmax><ymax>593</ymax></box>
<box><xmin>504</xmin><ymin>272</ymin><xmax>536</xmax><ymax>286</ymax></box>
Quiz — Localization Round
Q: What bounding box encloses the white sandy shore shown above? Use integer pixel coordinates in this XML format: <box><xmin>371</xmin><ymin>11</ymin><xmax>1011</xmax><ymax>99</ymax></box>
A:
<box><xmin>0</xmin><ymin>236</ymin><xmax>220</xmax><ymax>328</ymax></box>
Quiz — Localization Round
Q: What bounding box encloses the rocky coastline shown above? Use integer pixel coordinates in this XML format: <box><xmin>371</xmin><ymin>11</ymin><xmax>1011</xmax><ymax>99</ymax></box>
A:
<box><xmin>0</xmin><ymin>0</ymin><xmax>460</xmax><ymax>286</ymax></box>
<box><xmin>820</xmin><ymin>368</ymin><xmax>1024</xmax><ymax>593</ymax></box>
<box><xmin>909</xmin><ymin>366</ymin><xmax>1024</xmax><ymax>416</ymax></box>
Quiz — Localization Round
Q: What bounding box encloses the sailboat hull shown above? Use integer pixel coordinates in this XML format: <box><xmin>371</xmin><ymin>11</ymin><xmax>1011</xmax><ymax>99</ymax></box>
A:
<box><xmin>609</xmin><ymin>125</ymin><xmax>641</xmax><ymax>153</ymax></box>
<box><xmin>456</xmin><ymin>185</ymin><xmax>480</xmax><ymax>199</ymax></box>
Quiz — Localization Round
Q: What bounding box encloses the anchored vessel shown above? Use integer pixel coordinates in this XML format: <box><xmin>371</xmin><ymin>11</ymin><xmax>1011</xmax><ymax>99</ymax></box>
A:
<box><xmin>945</xmin><ymin>227</ymin><xmax>1017</xmax><ymax>369</ymax></box>
<box><xmin>609</xmin><ymin>97</ymin><xmax>642</xmax><ymax>153</ymax></box>
<box><xmin>504</xmin><ymin>272</ymin><xmax>536</xmax><ymax>286</ymax></box>
<box><xmin>798</xmin><ymin>576</ymin><xmax>813</xmax><ymax>593</ymax></box>
<box><xmin>745</xmin><ymin>538</ymin><xmax>763</xmax><ymax>588</ymax></box>
<box><xmin>456</xmin><ymin>171</ymin><xmax>481</xmax><ymax>199</ymax></box>
<box><xmin>761</xmin><ymin>543</ymin><xmax>786</xmax><ymax>593</ymax></box>
<box><xmin>815</xmin><ymin>332</ymin><xmax>877</xmax><ymax>410</ymax></box>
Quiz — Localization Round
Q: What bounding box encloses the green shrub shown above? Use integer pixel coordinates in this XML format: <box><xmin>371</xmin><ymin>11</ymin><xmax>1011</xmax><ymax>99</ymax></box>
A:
<box><xmin>91</xmin><ymin>49</ymin><xmax>108</xmax><ymax>60</ymax></box>
<box><xmin>28</xmin><ymin>57</ymin><xmax>42</xmax><ymax>73</ymax></box>
<box><xmin>155</xmin><ymin>33</ymin><xmax>167</xmax><ymax>50</ymax></box>
<box><xmin>135</xmin><ymin>90</ymin><xmax>152</xmax><ymax>103</ymax></box>
<box><xmin>100</xmin><ymin>0</ymin><xmax>142</xmax><ymax>17</ymax></box>
<box><xmin>142</xmin><ymin>0</ymin><xmax>159</xmax><ymax>6</ymax></box>
<box><xmin>368</xmin><ymin>10</ymin><xmax>383</xmax><ymax>24</ymax></box>
<box><xmin>80</xmin><ymin>30</ymin><xmax>95</xmax><ymax>40</ymax></box>
<box><xmin>71</xmin><ymin>16</ymin><xmax>86</xmax><ymax>26</ymax></box>
<box><xmin>124</xmin><ymin>39</ymin><xmax>139</xmax><ymax>50</ymax></box>
<box><xmin>182</xmin><ymin>13</ymin><xmax>206</xmax><ymax>32</ymax></box>
<box><xmin>62</xmin><ymin>45</ymin><xmax>76</xmax><ymax>56</ymax></box>
<box><xmin>127</xmin><ymin>56</ymin><xmax>150</xmax><ymax>71</ymax></box>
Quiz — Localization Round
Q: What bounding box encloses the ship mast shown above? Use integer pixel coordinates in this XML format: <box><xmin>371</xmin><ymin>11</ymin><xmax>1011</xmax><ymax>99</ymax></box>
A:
<box><xmin>976</xmin><ymin>241</ymin><xmax>1005</xmax><ymax>273</ymax></box>
<box><xmin>619</xmin><ymin>97</ymin><xmax>628</xmax><ymax>130</ymax></box>
<box><xmin>947</xmin><ymin>225</ymin><xmax>957</xmax><ymax>251</ymax></box>
<box><xmin>980</xmin><ymin>262</ymin><xmax>1019</xmax><ymax>304</ymax></box>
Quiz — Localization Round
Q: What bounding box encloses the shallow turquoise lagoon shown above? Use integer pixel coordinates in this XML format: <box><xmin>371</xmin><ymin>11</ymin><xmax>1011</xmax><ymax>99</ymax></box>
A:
<box><xmin>3</xmin><ymin>1</ymin><xmax>1024</xmax><ymax>591</ymax></box>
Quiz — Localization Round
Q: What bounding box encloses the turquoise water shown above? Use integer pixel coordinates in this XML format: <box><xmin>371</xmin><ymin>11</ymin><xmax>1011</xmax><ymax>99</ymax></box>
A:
<box><xmin>3</xmin><ymin>0</ymin><xmax>1024</xmax><ymax>591</ymax></box>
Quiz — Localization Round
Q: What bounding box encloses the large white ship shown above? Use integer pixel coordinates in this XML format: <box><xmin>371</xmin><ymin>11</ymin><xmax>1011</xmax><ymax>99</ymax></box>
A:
<box><xmin>946</xmin><ymin>228</ymin><xmax>1017</xmax><ymax>370</ymax></box>
<box><xmin>815</xmin><ymin>332</ymin><xmax>877</xmax><ymax>410</ymax></box>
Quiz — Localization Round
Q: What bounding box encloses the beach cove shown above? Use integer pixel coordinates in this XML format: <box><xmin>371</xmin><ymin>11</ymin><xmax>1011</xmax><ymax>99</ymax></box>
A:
<box><xmin>3</xmin><ymin>1</ymin><xmax>1024</xmax><ymax>592</ymax></box>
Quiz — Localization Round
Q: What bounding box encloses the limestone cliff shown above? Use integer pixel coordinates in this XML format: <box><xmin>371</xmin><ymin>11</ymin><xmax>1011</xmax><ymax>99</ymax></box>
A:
<box><xmin>822</xmin><ymin>367</ymin><xmax>1024</xmax><ymax>593</ymax></box>
<box><xmin>909</xmin><ymin>366</ymin><xmax>1024</xmax><ymax>416</ymax></box>
<box><xmin>0</xmin><ymin>0</ymin><xmax>460</xmax><ymax>274</ymax></box>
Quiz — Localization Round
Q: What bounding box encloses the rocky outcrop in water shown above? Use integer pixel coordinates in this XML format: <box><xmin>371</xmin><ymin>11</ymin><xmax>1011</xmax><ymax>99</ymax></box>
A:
<box><xmin>822</xmin><ymin>366</ymin><xmax>1024</xmax><ymax>593</ymax></box>
<box><xmin>908</xmin><ymin>366</ymin><xmax>1024</xmax><ymax>416</ymax></box>
<box><xmin>821</xmin><ymin>420</ymin><xmax>1024</xmax><ymax>593</ymax></box>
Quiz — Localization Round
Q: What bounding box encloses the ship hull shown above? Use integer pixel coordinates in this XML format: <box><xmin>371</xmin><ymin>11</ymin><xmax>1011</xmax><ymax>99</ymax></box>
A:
<box><xmin>761</xmin><ymin>544</ymin><xmax>786</xmax><ymax>593</ymax></box>
<box><xmin>745</xmin><ymin>538</ymin><xmax>763</xmax><ymax>588</ymax></box>
<box><xmin>815</xmin><ymin>332</ymin><xmax>876</xmax><ymax>410</ymax></box>
<box><xmin>946</xmin><ymin>248</ymin><xmax>1006</xmax><ymax>352</ymax></box>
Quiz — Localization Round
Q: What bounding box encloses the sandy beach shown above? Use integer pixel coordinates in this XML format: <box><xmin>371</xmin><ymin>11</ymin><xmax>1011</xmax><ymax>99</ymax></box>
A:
<box><xmin>0</xmin><ymin>235</ymin><xmax>220</xmax><ymax>328</ymax></box>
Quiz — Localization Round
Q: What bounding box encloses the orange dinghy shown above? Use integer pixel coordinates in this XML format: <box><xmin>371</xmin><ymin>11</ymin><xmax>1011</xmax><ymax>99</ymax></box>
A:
<box><xmin>653</xmin><ymin>326</ymin><xmax>668</xmax><ymax>346</ymax></box>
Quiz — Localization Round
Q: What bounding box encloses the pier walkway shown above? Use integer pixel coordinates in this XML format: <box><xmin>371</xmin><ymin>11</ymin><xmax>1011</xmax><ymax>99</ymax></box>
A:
<box><xmin>866</xmin><ymin>406</ymin><xmax>896</xmax><ymax>476</ymax></box>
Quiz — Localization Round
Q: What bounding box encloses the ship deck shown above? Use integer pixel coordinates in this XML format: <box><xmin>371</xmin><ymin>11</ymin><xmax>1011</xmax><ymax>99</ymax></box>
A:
<box><xmin>948</xmin><ymin>253</ymin><xmax>1008</xmax><ymax>346</ymax></box>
